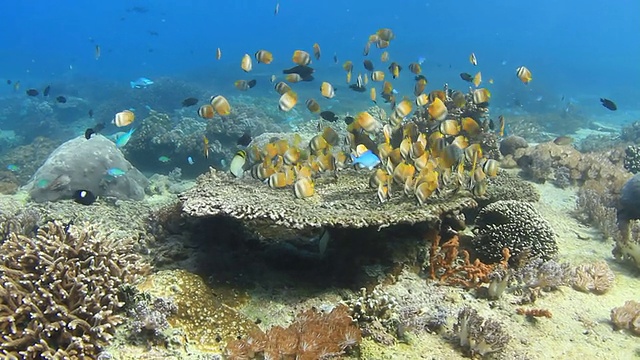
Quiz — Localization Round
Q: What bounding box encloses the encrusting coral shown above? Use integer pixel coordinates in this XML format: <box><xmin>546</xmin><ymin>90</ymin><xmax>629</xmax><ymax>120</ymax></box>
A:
<box><xmin>224</xmin><ymin>304</ymin><xmax>361</xmax><ymax>360</ymax></box>
<box><xmin>0</xmin><ymin>221</ymin><xmax>149</xmax><ymax>359</ymax></box>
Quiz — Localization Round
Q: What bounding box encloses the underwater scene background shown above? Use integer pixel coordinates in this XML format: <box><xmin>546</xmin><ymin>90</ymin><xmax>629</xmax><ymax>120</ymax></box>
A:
<box><xmin>0</xmin><ymin>1</ymin><xmax>640</xmax><ymax>359</ymax></box>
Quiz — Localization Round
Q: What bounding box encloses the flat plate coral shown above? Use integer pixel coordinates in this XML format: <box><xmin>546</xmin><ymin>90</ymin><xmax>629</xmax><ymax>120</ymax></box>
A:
<box><xmin>180</xmin><ymin>168</ymin><xmax>477</xmax><ymax>230</ymax></box>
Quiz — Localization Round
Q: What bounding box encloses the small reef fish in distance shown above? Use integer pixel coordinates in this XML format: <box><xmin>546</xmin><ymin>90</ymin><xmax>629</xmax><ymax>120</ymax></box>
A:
<box><xmin>115</xmin><ymin>128</ymin><xmax>135</xmax><ymax>148</ymax></box>
<box><xmin>73</xmin><ymin>190</ymin><xmax>97</xmax><ymax>205</ymax></box>
<box><xmin>320</xmin><ymin>111</ymin><xmax>338</xmax><ymax>122</ymax></box>
<box><xmin>600</xmin><ymin>98</ymin><xmax>617</xmax><ymax>111</ymax></box>
<box><xmin>351</xmin><ymin>150</ymin><xmax>381</xmax><ymax>170</ymax></box>
<box><xmin>237</xmin><ymin>132</ymin><xmax>252</xmax><ymax>146</ymax></box>
<box><xmin>130</xmin><ymin>77</ymin><xmax>154</xmax><ymax>88</ymax></box>
<box><xmin>158</xmin><ymin>156</ymin><xmax>170</xmax><ymax>163</ymax></box>
<box><xmin>43</xmin><ymin>85</ymin><xmax>50</xmax><ymax>96</ymax></box>
<box><xmin>516</xmin><ymin>66</ymin><xmax>532</xmax><ymax>84</ymax></box>
<box><xmin>230</xmin><ymin>150</ymin><xmax>246</xmax><ymax>178</ymax></box>
<box><xmin>187</xmin><ymin>156</ymin><xmax>194</xmax><ymax>165</ymax></box>
<box><xmin>113</xmin><ymin>110</ymin><xmax>135</xmax><ymax>127</ymax></box>
<box><xmin>107</xmin><ymin>168</ymin><xmax>126</xmax><ymax>177</ymax></box>
<box><xmin>26</xmin><ymin>89</ymin><xmax>39</xmax><ymax>96</ymax></box>
<box><xmin>95</xmin><ymin>45</ymin><xmax>100</xmax><ymax>60</ymax></box>
<box><xmin>182</xmin><ymin>97</ymin><xmax>198</xmax><ymax>107</ymax></box>
<box><xmin>6</xmin><ymin>164</ymin><xmax>18</xmax><ymax>172</ymax></box>
<box><xmin>553</xmin><ymin>136</ymin><xmax>573</xmax><ymax>145</ymax></box>
<box><xmin>203</xmin><ymin>135</ymin><xmax>210</xmax><ymax>158</ymax></box>
<box><xmin>85</xmin><ymin>122</ymin><xmax>105</xmax><ymax>140</ymax></box>
<box><xmin>56</xmin><ymin>96</ymin><xmax>67</xmax><ymax>103</ymax></box>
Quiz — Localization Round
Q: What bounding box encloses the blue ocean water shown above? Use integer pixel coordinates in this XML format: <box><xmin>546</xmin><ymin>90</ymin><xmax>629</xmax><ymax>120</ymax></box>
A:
<box><xmin>0</xmin><ymin>0</ymin><xmax>638</xmax><ymax>140</ymax></box>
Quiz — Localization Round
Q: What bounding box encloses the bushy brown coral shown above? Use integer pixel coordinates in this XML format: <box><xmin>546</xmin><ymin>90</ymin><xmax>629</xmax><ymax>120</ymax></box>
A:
<box><xmin>224</xmin><ymin>305</ymin><xmax>361</xmax><ymax>360</ymax></box>
<box><xmin>571</xmin><ymin>261</ymin><xmax>615</xmax><ymax>294</ymax></box>
<box><xmin>611</xmin><ymin>300</ymin><xmax>640</xmax><ymax>335</ymax></box>
<box><xmin>0</xmin><ymin>221</ymin><xmax>149</xmax><ymax>359</ymax></box>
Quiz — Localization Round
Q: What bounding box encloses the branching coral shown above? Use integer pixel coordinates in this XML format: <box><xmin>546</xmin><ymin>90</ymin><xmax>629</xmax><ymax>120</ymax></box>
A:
<box><xmin>429</xmin><ymin>233</ymin><xmax>509</xmax><ymax>289</ymax></box>
<box><xmin>0</xmin><ymin>221</ymin><xmax>149</xmax><ymax>359</ymax></box>
<box><xmin>224</xmin><ymin>304</ymin><xmax>361</xmax><ymax>360</ymax></box>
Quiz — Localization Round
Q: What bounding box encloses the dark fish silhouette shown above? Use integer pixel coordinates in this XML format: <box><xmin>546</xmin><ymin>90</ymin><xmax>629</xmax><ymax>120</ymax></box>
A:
<box><xmin>460</xmin><ymin>73</ymin><xmax>473</xmax><ymax>82</ymax></box>
<box><xmin>320</xmin><ymin>111</ymin><xmax>338</xmax><ymax>122</ymax></box>
<box><xmin>26</xmin><ymin>89</ymin><xmax>38</xmax><ymax>96</ymax></box>
<box><xmin>237</xmin><ymin>132</ymin><xmax>252</xmax><ymax>146</ymax></box>
<box><xmin>182</xmin><ymin>97</ymin><xmax>198</xmax><ymax>107</ymax></box>
<box><xmin>348</xmin><ymin>84</ymin><xmax>366</xmax><ymax>93</ymax></box>
<box><xmin>6</xmin><ymin>80</ymin><xmax>11</xmax><ymax>85</ymax></box>
<box><xmin>88</xmin><ymin>109</ymin><xmax>94</xmax><ymax>118</ymax></box>
<box><xmin>84</xmin><ymin>122</ymin><xmax>105</xmax><ymax>140</ymax></box>
<box><xmin>56</xmin><ymin>96</ymin><xmax>67</xmax><ymax>103</ymax></box>
<box><xmin>600</xmin><ymin>98</ymin><xmax>617</xmax><ymax>111</ymax></box>
<box><xmin>72</xmin><ymin>190</ymin><xmax>97</xmax><ymax>205</ymax></box>
<box><xmin>344</xmin><ymin>116</ymin><xmax>355</xmax><ymax>125</ymax></box>
<box><xmin>43</xmin><ymin>85</ymin><xmax>50</xmax><ymax>96</ymax></box>
<box><xmin>282</xmin><ymin>65</ymin><xmax>314</xmax><ymax>81</ymax></box>
<box><xmin>363</xmin><ymin>60</ymin><xmax>374</xmax><ymax>72</ymax></box>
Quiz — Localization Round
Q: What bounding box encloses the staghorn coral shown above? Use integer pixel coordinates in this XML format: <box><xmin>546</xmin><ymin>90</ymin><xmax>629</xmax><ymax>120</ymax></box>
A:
<box><xmin>0</xmin><ymin>207</ymin><xmax>40</xmax><ymax>240</ymax></box>
<box><xmin>0</xmin><ymin>220</ymin><xmax>149</xmax><ymax>359</ymax></box>
<box><xmin>571</xmin><ymin>261</ymin><xmax>615</xmax><ymax>294</ymax></box>
<box><xmin>473</xmin><ymin>200</ymin><xmax>558</xmax><ymax>265</ymax></box>
<box><xmin>455</xmin><ymin>306</ymin><xmax>510</xmax><ymax>358</ymax></box>
<box><xmin>552</xmin><ymin>166</ymin><xmax>572</xmax><ymax>189</ymax></box>
<box><xmin>611</xmin><ymin>300</ymin><xmax>640</xmax><ymax>336</ymax></box>
<box><xmin>224</xmin><ymin>304</ymin><xmax>361</xmax><ymax>359</ymax></box>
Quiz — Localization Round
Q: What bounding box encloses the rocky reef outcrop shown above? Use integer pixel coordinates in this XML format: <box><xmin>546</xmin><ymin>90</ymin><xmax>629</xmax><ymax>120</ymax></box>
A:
<box><xmin>25</xmin><ymin>135</ymin><xmax>148</xmax><ymax>202</ymax></box>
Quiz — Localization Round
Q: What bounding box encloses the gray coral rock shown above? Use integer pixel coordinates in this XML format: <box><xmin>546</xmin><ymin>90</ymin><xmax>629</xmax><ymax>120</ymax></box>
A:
<box><xmin>25</xmin><ymin>135</ymin><xmax>148</xmax><ymax>202</ymax></box>
<box><xmin>473</xmin><ymin>200</ymin><xmax>558</xmax><ymax>264</ymax></box>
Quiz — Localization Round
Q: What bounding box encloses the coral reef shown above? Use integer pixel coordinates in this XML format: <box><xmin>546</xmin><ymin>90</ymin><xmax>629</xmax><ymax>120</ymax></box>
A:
<box><xmin>0</xmin><ymin>136</ymin><xmax>61</xmax><ymax>185</ymax></box>
<box><xmin>483</xmin><ymin>171</ymin><xmax>540</xmax><ymax>205</ymax></box>
<box><xmin>455</xmin><ymin>306</ymin><xmax>510</xmax><ymax>357</ymax></box>
<box><xmin>137</xmin><ymin>269</ymin><xmax>260</xmax><ymax>353</ymax></box>
<box><xmin>25</xmin><ymin>135</ymin><xmax>149</xmax><ymax>202</ymax></box>
<box><xmin>552</xmin><ymin>165</ymin><xmax>572</xmax><ymax>188</ymax></box>
<box><xmin>575</xmin><ymin>180</ymin><xmax>619</xmax><ymax>240</ymax></box>
<box><xmin>0</xmin><ymin>207</ymin><xmax>40</xmax><ymax>239</ymax></box>
<box><xmin>611</xmin><ymin>300</ymin><xmax>640</xmax><ymax>336</ymax></box>
<box><xmin>224</xmin><ymin>304</ymin><xmax>361</xmax><ymax>359</ymax></box>
<box><xmin>571</xmin><ymin>261</ymin><xmax>615</xmax><ymax>294</ymax></box>
<box><xmin>429</xmin><ymin>232</ymin><xmax>507</xmax><ymax>289</ymax></box>
<box><xmin>345</xmin><ymin>287</ymin><xmax>398</xmax><ymax>345</ymax></box>
<box><xmin>515</xmin><ymin>142</ymin><xmax>631</xmax><ymax>188</ymax></box>
<box><xmin>620</xmin><ymin>120</ymin><xmax>640</xmax><ymax>143</ymax></box>
<box><xmin>0</xmin><ymin>220</ymin><xmax>148</xmax><ymax>358</ymax></box>
<box><xmin>499</xmin><ymin>135</ymin><xmax>528</xmax><ymax>157</ymax></box>
<box><xmin>624</xmin><ymin>145</ymin><xmax>640</xmax><ymax>174</ymax></box>
<box><xmin>180</xmin><ymin>168</ymin><xmax>477</xmax><ymax>233</ymax></box>
<box><xmin>513</xmin><ymin>258</ymin><xmax>572</xmax><ymax>292</ymax></box>
<box><xmin>122</xmin><ymin>288</ymin><xmax>178</xmax><ymax>346</ymax></box>
<box><xmin>615</xmin><ymin>174</ymin><xmax>640</xmax><ymax>268</ymax></box>
<box><xmin>473</xmin><ymin>200</ymin><xmax>558</xmax><ymax>264</ymax></box>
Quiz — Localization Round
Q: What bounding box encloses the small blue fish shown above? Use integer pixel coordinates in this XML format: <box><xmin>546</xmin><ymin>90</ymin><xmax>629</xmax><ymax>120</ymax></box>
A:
<box><xmin>106</xmin><ymin>168</ymin><xmax>126</xmax><ymax>177</ymax></box>
<box><xmin>187</xmin><ymin>156</ymin><xmax>194</xmax><ymax>165</ymax></box>
<box><xmin>115</xmin><ymin>128</ymin><xmax>135</xmax><ymax>148</ymax></box>
<box><xmin>158</xmin><ymin>156</ymin><xmax>170</xmax><ymax>163</ymax></box>
<box><xmin>130</xmin><ymin>77</ymin><xmax>154</xmax><ymax>89</ymax></box>
<box><xmin>417</xmin><ymin>56</ymin><xmax>426</xmax><ymax>65</ymax></box>
<box><xmin>351</xmin><ymin>150</ymin><xmax>381</xmax><ymax>170</ymax></box>
<box><xmin>6</xmin><ymin>164</ymin><xmax>19</xmax><ymax>172</ymax></box>
<box><xmin>36</xmin><ymin>179</ymin><xmax>50</xmax><ymax>188</ymax></box>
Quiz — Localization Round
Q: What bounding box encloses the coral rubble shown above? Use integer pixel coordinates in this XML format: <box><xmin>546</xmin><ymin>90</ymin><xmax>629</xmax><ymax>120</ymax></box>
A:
<box><xmin>0</xmin><ymin>221</ymin><xmax>148</xmax><ymax>358</ymax></box>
